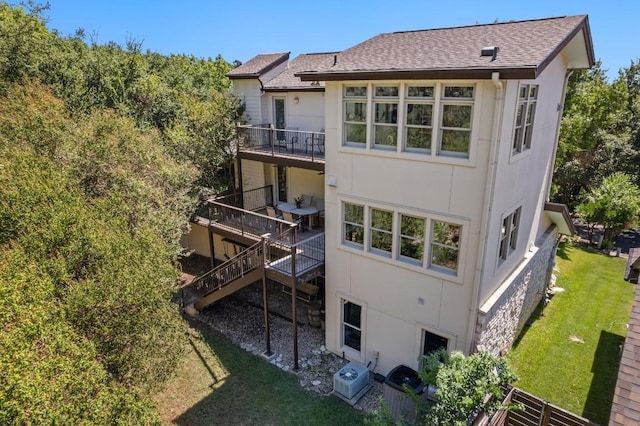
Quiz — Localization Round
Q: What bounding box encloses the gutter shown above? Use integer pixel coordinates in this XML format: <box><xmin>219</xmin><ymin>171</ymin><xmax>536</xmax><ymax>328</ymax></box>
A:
<box><xmin>466</xmin><ymin>72</ymin><xmax>504</xmax><ymax>354</ymax></box>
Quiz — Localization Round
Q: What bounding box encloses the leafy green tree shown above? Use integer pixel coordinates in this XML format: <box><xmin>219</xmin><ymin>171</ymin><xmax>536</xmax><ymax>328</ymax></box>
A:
<box><xmin>576</xmin><ymin>172</ymin><xmax>640</xmax><ymax>243</ymax></box>
<box><xmin>420</xmin><ymin>351</ymin><xmax>518</xmax><ymax>426</ymax></box>
<box><xmin>0</xmin><ymin>80</ymin><xmax>195</xmax><ymax>423</ymax></box>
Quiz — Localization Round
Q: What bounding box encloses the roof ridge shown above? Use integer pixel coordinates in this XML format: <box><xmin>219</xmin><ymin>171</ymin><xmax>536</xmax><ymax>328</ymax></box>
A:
<box><xmin>388</xmin><ymin>15</ymin><xmax>584</xmax><ymax>35</ymax></box>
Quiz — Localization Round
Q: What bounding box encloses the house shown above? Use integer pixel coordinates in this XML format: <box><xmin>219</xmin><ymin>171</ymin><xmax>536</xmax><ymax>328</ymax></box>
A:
<box><xmin>182</xmin><ymin>15</ymin><xmax>594</xmax><ymax>376</ymax></box>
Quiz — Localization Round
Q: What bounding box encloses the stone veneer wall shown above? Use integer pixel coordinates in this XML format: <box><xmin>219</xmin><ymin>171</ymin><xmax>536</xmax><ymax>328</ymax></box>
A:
<box><xmin>475</xmin><ymin>226</ymin><xmax>559</xmax><ymax>355</ymax></box>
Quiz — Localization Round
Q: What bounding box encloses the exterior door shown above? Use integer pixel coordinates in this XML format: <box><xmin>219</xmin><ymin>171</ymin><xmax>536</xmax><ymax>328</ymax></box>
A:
<box><xmin>277</xmin><ymin>166</ymin><xmax>288</xmax><ymax>203</ymax></box>
<box><xmin>274</xmin><ymin>97</ymin><xmax>286</xmax><ymax>130</ymax></box>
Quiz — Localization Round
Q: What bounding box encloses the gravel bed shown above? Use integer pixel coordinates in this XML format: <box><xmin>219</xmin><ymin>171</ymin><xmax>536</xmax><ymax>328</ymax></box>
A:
<box><xmin>185</xmin><ymin>279</ymin><xmax>383</xmax><ymax>414</ymax></box>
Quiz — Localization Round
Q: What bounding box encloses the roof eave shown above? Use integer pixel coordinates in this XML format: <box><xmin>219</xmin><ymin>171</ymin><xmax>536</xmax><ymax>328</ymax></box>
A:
<box><xmin>263</xmin><ymin>86</ymin><xmax>325</xmax><ymax>92</ymax></box>
<box><xmin>296</xmin><ymin>67</ymin><xmax>538</xmax><ymax>81</ymax></box>
<box><xmin>544</xmin><ymin>202</ymin><xmax>576</xmax><ymax>236</ymax></box>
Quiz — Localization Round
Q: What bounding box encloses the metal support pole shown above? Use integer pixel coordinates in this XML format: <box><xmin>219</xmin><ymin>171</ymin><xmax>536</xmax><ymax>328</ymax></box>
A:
<box><xmin>208</xmin><ymin>204</ymin><xmax>215</xmax><ymax>271</ymax></box>
<box><xmin>261</xmin><ymin>234</ymin><xmax>272</xmax><ymax>357</ymax></box>
<box><xmin>291</xmin><ymin>244</ymin><xmax>299</xmax><ymax>371</ymax></box>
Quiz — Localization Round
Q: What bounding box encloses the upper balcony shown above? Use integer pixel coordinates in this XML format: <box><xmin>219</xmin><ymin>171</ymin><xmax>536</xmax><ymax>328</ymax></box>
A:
<box><xmin>237</xmin><ymin>125</ymin><xmax>325</xmax><ymax>171</ymax></box>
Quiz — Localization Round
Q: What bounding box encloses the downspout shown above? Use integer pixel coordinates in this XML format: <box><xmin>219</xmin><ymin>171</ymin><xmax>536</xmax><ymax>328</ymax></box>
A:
<box><xmin>544</xmin><ymin>70</ymin><xmax>573</xmax><ymax>201</ymax></box>
<box><xmin>466</xmin><ymin>72</ymin><xmax>504</xmax><ymax>354</ymax></box>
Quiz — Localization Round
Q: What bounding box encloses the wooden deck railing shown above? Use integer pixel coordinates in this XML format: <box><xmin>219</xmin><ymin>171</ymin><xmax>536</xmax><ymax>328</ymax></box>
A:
<box><xmin>237</xmin><ymin>125</ymin><xmax>325</xmax><ymax>163</ymax></box>
<box><xmin>215</xmin><ymin>185</ymin><xmax>273</xmax><ymax>212</ymax></box>
<box><xmin>184</xmin><ymin>241</ymin><xmax>263</xmax><ymax>304</ymax></box>
<box><xmin>208</xmin><ymin>201</ymin><xmax>298</xmax><ymax>243</ymax></box>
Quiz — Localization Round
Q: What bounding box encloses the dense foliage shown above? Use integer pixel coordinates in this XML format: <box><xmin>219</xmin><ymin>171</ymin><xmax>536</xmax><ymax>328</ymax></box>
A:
<box><xmin>553</xmin><ymin>62</ymin><xmax>640</xmax><ymax>212</ymax></box>
<box><xmin>0</xmin><ymin>2</ymin><xmax>242</xmax><ymax>423</ymax></box>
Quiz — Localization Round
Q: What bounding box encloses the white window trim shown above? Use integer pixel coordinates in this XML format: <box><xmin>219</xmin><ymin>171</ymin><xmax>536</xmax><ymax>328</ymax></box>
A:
<box><xmin>498</xmin><ymin>206</ymin><xmax>522</xmax><ymax>265</ymax></box>
<box><xmin>338</xmin><ymin>294</ymin><xmax>367</xmax><ymax>362</ymax></box>
<box><xmin>512</xmin><ymin>83</ymin><xmax>538</xmax><ymax>156</ymax></box>
<box><xmin>336</xmin><ymin>197</ymin><xmax>468</xmax><ymax>284</ymax></box>
<box><xmin>338</xmin><ymin>81</ymin><xmax>481</xmax><ymax>166</ymax></box>
<box><xmin>413</xmin><ymin>323</ymin><xmax>457</xmax><ymax>371</ymax></box>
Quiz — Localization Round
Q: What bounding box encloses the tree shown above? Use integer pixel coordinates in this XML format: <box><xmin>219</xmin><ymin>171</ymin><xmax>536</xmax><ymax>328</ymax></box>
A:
<box><xmin>0</xmin><ymin>80</ymin><xmax>195</xmax><ymax>423</ymax></box>
<box><xmin>419</xmin><ymin>351</ymin><xmax>519</xmax><ymax>426</ymax></box>
<box><xmin>576</xmin><ymin>172</ymin><xmax>640</xmax><ymax>243</ymax></box>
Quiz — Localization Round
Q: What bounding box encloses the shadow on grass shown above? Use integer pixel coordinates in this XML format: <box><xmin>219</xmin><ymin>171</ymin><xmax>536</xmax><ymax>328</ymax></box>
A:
<box><xmin>173</xmin><ymin>317</ymin><xmax>365</xmax><ymax>426</ymax></box>
<box><xmin>582</xmin><ymin>330</ymin><xmax>624</xmax><ymax>425</ymax></box>
<box><xmin>511</xmin><ymin>301</ymin><xmax>546</xmax><ymax>350</ymax></box>
<box><xmin>556</xmin><ymin>243</ymin><xmax>571</xmax><ymax>260</ymax></box>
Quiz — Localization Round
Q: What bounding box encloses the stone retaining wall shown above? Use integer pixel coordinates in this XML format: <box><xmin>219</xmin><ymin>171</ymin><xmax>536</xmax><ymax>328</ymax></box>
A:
<box><xmin>475</xmin><ymin>226</ymin><xmax>559</xmax><ymax>355</ymax></box>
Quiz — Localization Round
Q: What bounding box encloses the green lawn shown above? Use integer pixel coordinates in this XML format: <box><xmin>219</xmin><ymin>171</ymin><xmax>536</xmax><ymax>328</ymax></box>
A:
<box><xmin>508</xmin><ymin>243</ymin><xmax>635</xmax><ymax>425</ymax></box>
<box><xmin>154</xmin><ymin>318</ymin><xmax>365</xmax><ymax>426</ymax></box>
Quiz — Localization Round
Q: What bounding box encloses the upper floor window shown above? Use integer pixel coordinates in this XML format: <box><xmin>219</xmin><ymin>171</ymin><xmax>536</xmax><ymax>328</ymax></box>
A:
<box><xmin>344</xmin><ymin>86</ymin><xmax>367</xmax><ymax>146</ymax></box>
<box><xmin>499</xmin><ymin>206</ymin><xmax>521</xmax><ymax>262</ymax></box>
<box><xmin>405</xmin><ymin>86</ymin><xmax>434</xmax><ymax>153</ymax></box>
<box><xmin>513</xmin><ymin>85</ymin><xmax>538</xmax><ymax>154</ymax></box>
<box><xmin>439</xmin><ymin>86</ymin><xmax>474</xmax><ymax>157</ymax></box>
<box><xmin>342</xmin><ymin>83</ymin><xmax>475</xmax><ymax>159</ymax></box>
<box><xmin>373</xmin><ymin>86</ymin><xmax>399</xmax><ymax>149</ymax></box>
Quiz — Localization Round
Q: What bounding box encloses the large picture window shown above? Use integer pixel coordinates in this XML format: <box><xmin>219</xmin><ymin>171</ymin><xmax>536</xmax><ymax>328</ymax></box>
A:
<box><xmin>340</xmin><ymin>201</ymin><xmax>463</xmax><ymax>277</ymax></box>
<box><xmin>513</xmin><ymin>85</ymin><xmax>537</xmax><ymax>154</ymax></box>
<box><xmin>344</xmin><ymin>86</ymin><xmax>367</xmax><ymax>146</ymax></box>
<box><xmin>342</xmin><ymin>83</ymin><xmax>474</xmax><ymax>159</ymax></box>
<box><xmin>342</xmin><ymin>300</ymin><xmax>362</xmax><ymax>352</ymax></box>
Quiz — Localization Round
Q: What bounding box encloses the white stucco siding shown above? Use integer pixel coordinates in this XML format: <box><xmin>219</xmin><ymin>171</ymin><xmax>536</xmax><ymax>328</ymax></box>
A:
<box><xmin>479</xmin><ymin>54</ymin><xmax>569</xmax><ymax>305</ymax></box>
<box><xmin>322</xmin><ymin>80</ymin><xmax>496</xmax><ymax>371</ymax></box>
<box><xmin>264</xmin><ymin>92</ymin><xmax>325</xmax><ymax>132</ymax></box>
<box><xmin>231</xmin><ymin>80</ymin><xmax>262</xmax><ymax>125</ymax></box>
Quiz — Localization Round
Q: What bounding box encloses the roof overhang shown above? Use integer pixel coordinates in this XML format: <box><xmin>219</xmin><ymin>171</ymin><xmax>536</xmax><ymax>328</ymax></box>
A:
<box><xmin>544</xmin><ymin>202</ymin><xmax>576</xmax><ymax>236</ymax></box>
<box><xmin>297</xmin><ymin>67</ymin><xmax>538</xmax><ymax>81</ymax></box>
<box><xmin>263</xmin><ymin>87</ymin><xmax>325</xmax><ymax>93</ymax></box>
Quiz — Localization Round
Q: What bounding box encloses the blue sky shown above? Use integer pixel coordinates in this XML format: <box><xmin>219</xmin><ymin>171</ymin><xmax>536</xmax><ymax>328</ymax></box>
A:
<box><xmin>16</xmin><ymin>0</ymin><xmax>640</xmax><ymax>80</ymax></box>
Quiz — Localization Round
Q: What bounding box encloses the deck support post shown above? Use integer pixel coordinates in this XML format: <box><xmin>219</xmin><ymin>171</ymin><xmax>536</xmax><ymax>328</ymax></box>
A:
<box><xmin>261</xmin><ymin>234</ymin><xmax>272</xmax><ymax>357</ymax></box>
<box><xmin>291</xmin><ymin>245</ymin><xmax>299</xmax><ymax>371</ymax></box>
<box><xmin>208</xmin><ymin>204</ymin><xmax>215</xmax><ymax>271</ymax></box>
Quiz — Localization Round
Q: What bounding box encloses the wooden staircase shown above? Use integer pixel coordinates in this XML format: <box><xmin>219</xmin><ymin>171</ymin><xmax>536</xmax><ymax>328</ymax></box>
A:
<box><xmin>184</xmin><ymin>241</ymin><xmax>264</xmax><ymax>310</ymax></box>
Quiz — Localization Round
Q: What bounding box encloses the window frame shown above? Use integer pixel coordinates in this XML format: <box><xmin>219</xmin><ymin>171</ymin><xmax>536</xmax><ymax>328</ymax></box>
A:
<box><xmin>512</xmin><ymin>84</ymin><xmax>538</xmax><ymax>155</ymax></box>
<box><xmin>340</xmin><ymin>82</ymin><xmax>477</xmax><ymax>161</ymax></box>
<box><xmin>428</xmin><ymin>220</ymin><xmax>461</xmax><ymax>274</ymax></box>
<box><xmin>372</xmin><ymin>85</ymin><xmax>400</xmax><ymax>150</ymax></box>
<box><xmin>343</xmin><ymin>85</ymin><xmax>368</xmax><ymax>147</ymax></box>
<box><xmin>398</xmin><ymin>213</ymin><xmax>426</xmax><ymax>266</ymax></box>
<box><xmin>341</xmin><ymin>298</ymin><xmax>363</xmax><ymax>355</ymax></box>
<box><xmin>404</xmin><ymin>85</ymin><xmax>435</xmax><ymax>153</ymax></box>
<box><xmin>498</xmin><ymin>206</ymin><xmax>522</xmax><ymax>263</ymax></box>
<box><xmin>438</xmin><ymin>85</ymin><xmax>474</xmax><ymax>158</ymax></box>
<box><xmin>343</xmin><ymin>202</ymin><xmax>365</xmax><ymax>249</ymax></box>
<box><xmin>369</xmin><ymin>207</ymin><xmax>394</xmax><ymax>257</ymax></box>
<box><xmin>338</xmin><ymin>198</ymin><xmax>466</xmax><ymax>281</ymax></box>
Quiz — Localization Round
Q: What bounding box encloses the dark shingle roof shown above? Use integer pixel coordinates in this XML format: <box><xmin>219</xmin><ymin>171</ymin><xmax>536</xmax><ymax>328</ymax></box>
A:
<box><xmin>227</xmin><ymin>52</ymin><xmax>289</xmax><ymax>78</ymax></box>
<box><xmin>610</xmin><ymin>281</ymin><xmax>640</xmax><ymax>425</ymax></box>
<box><xmin>263</xmin><ymin>52</ymin><xmax>338</xmax><ymax>91</ymax></box>
<box><xmin>297</xmin><ymin>15</ymin><xmax>594</xmax><ymax>81</ymax></box>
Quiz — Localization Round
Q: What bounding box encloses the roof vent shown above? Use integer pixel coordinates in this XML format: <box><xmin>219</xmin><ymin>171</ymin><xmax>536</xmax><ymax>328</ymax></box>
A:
<box><xmin>481</xmin><ymin>46</ymin><xmax>499</xmax><ymax>61</ymax></box>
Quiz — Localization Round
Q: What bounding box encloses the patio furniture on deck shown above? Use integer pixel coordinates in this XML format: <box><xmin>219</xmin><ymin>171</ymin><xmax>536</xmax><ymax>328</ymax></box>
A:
<box><xmin>266</xmin><ymin>205</ymin><xmax>282</xmax><ymax>219</ymax></box>
<box><xmin>305</xmin><ymin>130</ymin><xmax>325</xmax><ymax>154</ymax></box>
<box><xmin>277</xmin><ymin>127</ymin><xmax>299</xmax><ymax>152</ymax></box>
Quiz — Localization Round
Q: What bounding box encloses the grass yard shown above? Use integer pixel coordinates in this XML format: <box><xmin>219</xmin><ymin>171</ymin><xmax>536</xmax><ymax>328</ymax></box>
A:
<box><xmin>154</xmin><ymin>318</ymin><xmax>365</xmax><ymax>426</ymax></box>
<box><xmin>508</xmin><ymin>243</ymin><xmax>635</xmax><ymax>425</ymax></box>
